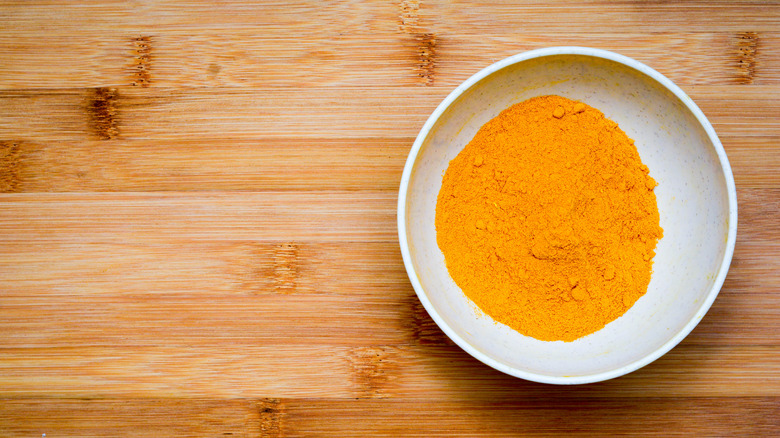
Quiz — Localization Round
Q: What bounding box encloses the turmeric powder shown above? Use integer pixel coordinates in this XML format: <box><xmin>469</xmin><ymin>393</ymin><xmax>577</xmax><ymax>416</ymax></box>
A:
<box><xmin>435</xmin><ymin>95</ymin><xmax>663</xmax><ymax>342</ymax></box>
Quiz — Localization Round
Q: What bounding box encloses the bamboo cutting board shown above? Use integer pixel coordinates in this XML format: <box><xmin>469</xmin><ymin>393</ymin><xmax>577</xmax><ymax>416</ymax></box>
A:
<box><xmin>1</xmin><ymin>1</ymin><xmax>779</xmax><ymax>436</ymax></box>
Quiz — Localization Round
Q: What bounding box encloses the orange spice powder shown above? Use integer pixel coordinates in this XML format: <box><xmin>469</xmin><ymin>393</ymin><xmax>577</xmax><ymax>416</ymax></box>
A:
<box><xmin>435</xmin><ymin>95</ymin><xmax>663</xmax><ymax>342</ymax></box>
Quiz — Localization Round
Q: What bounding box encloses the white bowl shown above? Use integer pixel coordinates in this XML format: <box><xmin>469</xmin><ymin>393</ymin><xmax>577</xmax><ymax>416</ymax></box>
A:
<box><xmin>398</xmin><ymin>47</ymin><xmax>737</xmax><ymax>384</ymax></box>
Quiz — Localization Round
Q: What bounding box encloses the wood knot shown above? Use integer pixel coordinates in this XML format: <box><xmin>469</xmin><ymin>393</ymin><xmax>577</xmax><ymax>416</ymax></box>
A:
<box><xmin>233</xmin><ymin>242</ymin><xmax>304</xmax><ymax>295</ymax></box>
<box><xmin>273</xmin><ymin>242</ymin><xmax>299</xmax><ymax>293</ymax></box>
<box><xmin>87</xmin><ymin>88</ymin><xmax>119</xmax><ymax>140</ymax></box>
<box><xmin>734</xmin><ymin>32</ymin><xmax>758</xmax><ymax>84</ymax></box>
<box><xmin>348</xmin><ymin>346</ymin><xmax>396</xmax><ymax>398</ymax></box>
<box><xmin>410</xmin><ymin>297</ymin><xmax>454</xmax><ymax>346</ymax></box>
<box><xmin>257</xmin><ymin>398</ymin><xmax>283</xmax><ymax>437</ymax></box>
<box><xmin>131</xmin><ymin>36</ymin><xmax>152</xmax><ymax>87</ymax></box>
<box><xmin>208</xmin><ymin>63</ymin><xmax>222</xmax><ymax>77</ymax></box>
<box><xmin>0</xmin><ymin>140</ymin><xmax>23</xmax><ymax>192</ymax></box>
<box><xmin>416</xmin><ymin>33</ymin><xmax>436</xmax><ymax>86</ymax></box>
<box><xmin>399</xmin><ymin>0</ymin><xmax>422</xmax><ymax>33</ymax></box>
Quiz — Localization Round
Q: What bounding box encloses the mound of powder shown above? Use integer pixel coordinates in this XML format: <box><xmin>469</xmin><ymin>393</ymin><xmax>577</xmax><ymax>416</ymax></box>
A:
<box><xmin>435</xmin><ymin>95</ymin><xmax>663</xmax><ymax>342</ymax></box>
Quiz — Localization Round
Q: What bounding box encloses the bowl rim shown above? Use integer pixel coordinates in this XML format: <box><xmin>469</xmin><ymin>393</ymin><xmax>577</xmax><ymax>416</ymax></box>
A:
<box><xmin>396</xmin><ymin>46</ymin><xmax>738</xmax><ymax>385</ymax></box>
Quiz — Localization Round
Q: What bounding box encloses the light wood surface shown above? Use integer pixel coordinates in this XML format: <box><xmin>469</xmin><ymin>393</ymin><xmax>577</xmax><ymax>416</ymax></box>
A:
<box><xmin>1</xmin><ymin>1</ymin><xmax>779</xmax><ymax>436</ymax></box>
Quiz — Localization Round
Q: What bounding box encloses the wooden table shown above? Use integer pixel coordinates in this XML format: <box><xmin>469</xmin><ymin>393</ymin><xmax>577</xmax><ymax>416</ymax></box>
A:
<box><xmin>1</xmin><ymin>1</ymin><xmax>778</xmax><ymax>436</ymax></box>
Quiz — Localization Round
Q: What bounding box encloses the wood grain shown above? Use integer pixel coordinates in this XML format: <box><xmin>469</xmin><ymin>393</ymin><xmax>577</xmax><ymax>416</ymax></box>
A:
<box><xmin>0</xmin><ymin>189</ymin><xmax>776</xmax><ymax>352</ymax></box>
<box><xmin>0</xmin><ymin>240</ymin><xmax>777</xmax><ymax>349</ymax></box>
<box><xmin>0</xmin><ymin>295</ymin><xmax>409</xmax><ymax>348</ymax></box>
<box><xmin>0</xmin><ymin>399</ymin><xmax>262</xmax><ymax>437</ymax></box>
<box><xmin>1</xmin><ymin>0</ymin><xmax>779</xmax><ymax>436</ymax></box>
<box><xmin>0</xmin><ymin>135</ymin><xmax>776</xmax><ymax>192</ymax></box>
<box><xmin>0</xmin><ymin>188</ymin><xmax>775</xmax><ymax>244</ymax></box>
<box><xmin>1</xmin><ymin>31</ymin><xmax>779</xmax><ymax>89</ymax></box>
<box><xmin>0</xmin><ymin>138</ymin><xmax>410</xmax><ymax>192</ymax></box>
<box><xmin>1</xmin><ymin>86</ymin><xmax>779</xmax><ymax>142</ymax></box>
<box><xmin>0</xmin><ymin>241</ymin><xmax>409</xmax><ymax>297</ymax></box>
<box><xmin>2</xmin><ymin>397</ymin><xmax>777</xmax><ymax>437</ymax></box>
<box><xmin>0</xmin><ymin>191</ymin><xmax>397</xmax><ymax>243</ymax></box>
<box><xmin>0</xmin><ymin>345</ymin><xmax>777</xmax><ymax>399</ymax></box>
<box><xmin>3</xmin><ymin>1</ymin><xmax>780</xmax><ymax>33</ymax></box>
<box><xmin>282</xmin><ymin>397</ymin><xmax>780</xmax><ymax>437</ymax></box>
<box><xmin>2</xmin><ymin>2</ymin><xmax>779</xmax><ymax>90</ymax></box>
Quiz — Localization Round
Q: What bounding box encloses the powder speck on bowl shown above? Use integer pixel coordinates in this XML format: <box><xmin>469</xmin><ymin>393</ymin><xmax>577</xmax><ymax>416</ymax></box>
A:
<box><xmin>397</xmin><ymin>47</ymin><xmax>737</xmax><ymax>384</ymax></box>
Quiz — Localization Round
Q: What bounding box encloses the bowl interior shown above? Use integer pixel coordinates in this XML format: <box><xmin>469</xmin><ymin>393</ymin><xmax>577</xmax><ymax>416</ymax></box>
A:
<box><xmin>403</xmin><ymin>53</ymin><xmax>733</xmax><ymax>380</ymax></box>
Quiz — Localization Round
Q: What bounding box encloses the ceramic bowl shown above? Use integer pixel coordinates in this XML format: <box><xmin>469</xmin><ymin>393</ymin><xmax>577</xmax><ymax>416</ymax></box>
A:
<box><xmin>397</xmin><ymin>47</ymin><xmax>737</xmax><ymax>384</ymax></box>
